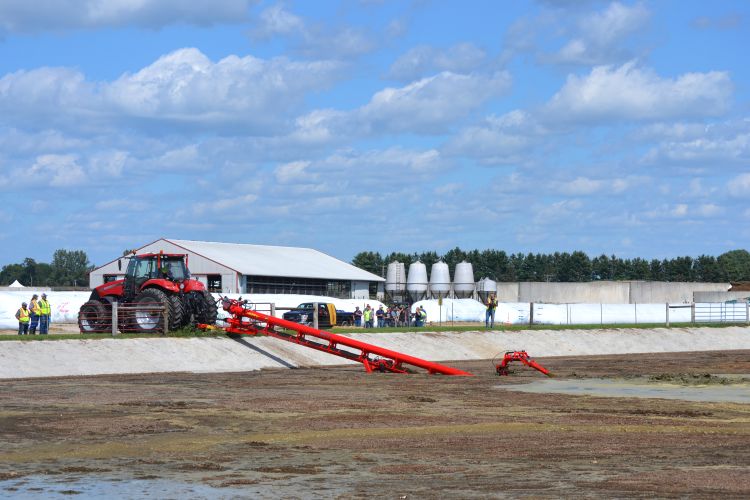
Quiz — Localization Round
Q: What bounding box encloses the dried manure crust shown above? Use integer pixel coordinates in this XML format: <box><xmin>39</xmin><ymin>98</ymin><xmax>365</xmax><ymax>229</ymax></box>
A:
<box><xmin>0</xmin><ymin>350</ymin><xmax>749</xmax><ymax>497</ymax></box>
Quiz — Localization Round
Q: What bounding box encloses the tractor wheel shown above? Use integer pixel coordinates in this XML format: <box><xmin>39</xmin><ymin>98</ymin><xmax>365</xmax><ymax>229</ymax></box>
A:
<box><xmin>78</xmin><ymin>300</ymin><xmax>111</xmax><ymax>333</ymax></box>
<box><xmin>195</xmin><ymin>290</ymin><xmax>218</xmax><ymax>325</ymax></box>
<box><xmin>169</xmin><ymin>294</ymin><xmax>188</xmax><ymax>330</ymax></box>
<box><xmin>131</xmin><ymin>288</ymin><xmax>171</xmax><ymax>333</ymax></box>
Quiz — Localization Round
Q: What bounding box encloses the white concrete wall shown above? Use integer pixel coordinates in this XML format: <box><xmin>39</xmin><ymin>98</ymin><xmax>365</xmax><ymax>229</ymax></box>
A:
<box><xmin>495</xmin><ymin>283</ymin><xmax>519</xmax><ymax>302</ymax></box>
<box><xmin>3</xmin><ymin>326</ymin><xmax>750</xmax><ymax>379</ymax></box>
<box><xmin>694</xmin><ymin>291</ymin><xmax>750</xmax><ymax>303</ymax></box>
<box><xmin>519</xmin><ymin>281</ymin><xmax>630</xmax><ymax>304</ymax></box>
<box><xmin>630</xmin><ymin>282</ymin><xmax>729</xmax><ymax>304</ymax></box>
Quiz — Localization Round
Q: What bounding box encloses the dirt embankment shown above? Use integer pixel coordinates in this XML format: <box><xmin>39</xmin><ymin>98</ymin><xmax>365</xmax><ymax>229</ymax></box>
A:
<box><xmin>1</xmin><ymin>350</ymin><xmax>749</xmax><ymax>497</ymax></box>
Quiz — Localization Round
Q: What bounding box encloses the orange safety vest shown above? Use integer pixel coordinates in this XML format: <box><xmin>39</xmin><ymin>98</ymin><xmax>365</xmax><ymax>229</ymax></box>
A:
<box><xmin>18</xmin><ymin>308</ymin><xmax>30</xmax><ymax>323</ymax></box>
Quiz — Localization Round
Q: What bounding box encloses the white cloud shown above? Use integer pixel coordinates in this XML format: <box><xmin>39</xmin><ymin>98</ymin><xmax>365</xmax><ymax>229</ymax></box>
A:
<box><xmin>250</xmin><ymin>3</ymin><xmax>304</xmax><ymax>39</ymax></box>
<box><xmin>0</xmin><ymin>0</ymin><xmax>253</xmax><ymax>34</ymax></box>
<box><xmin>249</xmin><ymin>3</ymin><xmax>375</xmax><ymax>59</ymax></box>
<box><xmin>670</xmin><ymin>204</ymin><xmax>688</xmax><ymax>217</ymax></box>
<box><xmin>695</xmin><ymin>203</ymin><xmax>723</xmax><ymax>217</ymax></box>
<box><xmin>291</xmin><ymin>71</ymin><xmax>512</xmax><ymax>138</ymax></box>
<box><xmin>545</xmin><ymin>61</ymin><xmax>732</xmax><ymax>123</ymax></box>
<box><xmin>357</xmin><ymin>71</ymin><xmax>510</xmax><ymax>134</ymax></box>
<box><xmin>553</xmin><ymin>2</ymin><xmax>650</xmax><ymax>65</ymax></box>
<box><xmin>504</xmin><ymin>2</ymin><xmax>651</xmax><ymax>66</ymax></box>
<box><xmin>728</xmin><ymin>173</ymin><xmax>750</xmax><ymax>197</ymax></box>
<box><xmin>642</xmin><ymin>131</ymin><xmax>750</xmax><ymax>165</ymax></box>
<box><xmin>443</xmin><ymin>110</ymin><xmax>543</xmax><ymax>164</ymax></box>
<box><xmin>388</xmin><ymin>43</ymin><xmax>487</xmax><ymax>81</ymax></box>
<box><xmin>275</xmin><ymin>160</ymin><xmax>312</xmax><ymax>184</ymax></box>
<box><xmin>550</xmin><ymin>175</ymin><xmax>648</xmax><ymax>196</ymax></box>
<box><xmin>29</xmin><ymin>154</ymin><xmax>86</xmax><ymax>186</ymax></box>
<box><xmin>0</xmin><ymin>48</ymin><xmax>343</xmax><ymax>131</ymax></box>
<box><xmin>558</xmin><ymin>177</ymin><xmax>604</xmax><ymax>195</ymax></box>
<box><xmin>533</xmin><ymin>199</ymin><xmax>584</xmax><ymax>223</ymax></box>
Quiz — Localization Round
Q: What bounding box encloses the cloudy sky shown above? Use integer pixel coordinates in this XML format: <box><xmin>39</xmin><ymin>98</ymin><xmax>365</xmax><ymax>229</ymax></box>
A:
<box><xmin>0</xmin><ymin>0</ymin><xmax>748</xmax><ymax>268</ymax></box>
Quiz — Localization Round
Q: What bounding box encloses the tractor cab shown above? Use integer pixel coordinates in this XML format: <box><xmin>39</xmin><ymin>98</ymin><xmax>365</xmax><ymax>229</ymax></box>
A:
<box><xmin>122</xmin><ymin>253</ymin><xmax>190</xmax><ymax>300</ymax></box>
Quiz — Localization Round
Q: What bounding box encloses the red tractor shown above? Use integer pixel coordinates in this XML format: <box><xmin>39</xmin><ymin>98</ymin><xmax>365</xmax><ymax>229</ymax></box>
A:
<box><xmin>78</xmin><ymin>252</ymin><xmax>218</xmax><ymax>333</ymax></box>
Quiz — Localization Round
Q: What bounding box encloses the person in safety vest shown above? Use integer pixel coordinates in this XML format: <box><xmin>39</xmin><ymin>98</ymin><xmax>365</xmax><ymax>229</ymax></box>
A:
<box><xmin>363</xmin><ymin>305</ymin><xmax>373</xmax><ymax>329</ymax></box>
<box><xmin>28</xmin><ymin>294</ymin><xmax>40</xmax><ymax>335</ymax></box>
<box><xmin>485</xmin><ymin>293</ymin><xmax>498</xmax><ymax>329</ymax></box>
<box><xmin>15</xmin><ymin>302</ymin><xmax>30</xmax><ymax>335</ymax></box>
<box><xmin>38</xmin><ymin>293</ymin><xmax>51</xmax><ymax>335</ymax></box>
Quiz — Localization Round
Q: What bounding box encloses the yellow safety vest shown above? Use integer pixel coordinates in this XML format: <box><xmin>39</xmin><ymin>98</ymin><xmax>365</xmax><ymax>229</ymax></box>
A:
<box><xmin>38</xmin><ymin>299</ymin><xmax>51</xmax><ymax>315</ymax></box>
<box><xmin>18</xmin><ymin>308</ymin><xmax>30</xmax><ymax>323</ymax></box>
<box><xmin>30</xmin><ymin>299</ymin><xmax>40</xmax><ymax>315</ymax></box>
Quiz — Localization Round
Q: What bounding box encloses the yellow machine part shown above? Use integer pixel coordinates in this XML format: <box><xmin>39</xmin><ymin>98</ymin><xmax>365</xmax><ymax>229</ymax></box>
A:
<box><xmin>327</xmin><ymin>303</ymin><xmax>336</xmax><ymax>326</ymax></box>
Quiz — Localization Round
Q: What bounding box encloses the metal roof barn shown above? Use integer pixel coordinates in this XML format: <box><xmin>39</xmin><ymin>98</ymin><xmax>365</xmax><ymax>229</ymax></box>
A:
<box><xmin>88</xmin><ymin>238</ymin><xmax>384</xmax><ymax>298</ymax></box>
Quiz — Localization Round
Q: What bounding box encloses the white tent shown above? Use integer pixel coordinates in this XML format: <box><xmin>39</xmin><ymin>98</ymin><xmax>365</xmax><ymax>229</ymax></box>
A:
<box><xmin>8</xmin><ymin>280</ymin><xmax>24</xmax><ymax>288</ymax></box>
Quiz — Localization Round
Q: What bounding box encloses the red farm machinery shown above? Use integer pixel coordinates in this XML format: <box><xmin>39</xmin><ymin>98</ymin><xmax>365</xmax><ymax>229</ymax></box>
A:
<box><xmin>78</xmin><ymin>252</ymin><xmax>217</xmax><ymax>333</ymax></box>
<box><xmin>204</xmin><ymin>296</ymin><xmax>473</xmax><ymax>376</ymax></box>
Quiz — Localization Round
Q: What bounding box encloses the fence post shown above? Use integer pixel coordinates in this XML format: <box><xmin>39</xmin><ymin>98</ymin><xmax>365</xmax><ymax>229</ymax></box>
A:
<box><xmin>746</xmin><ymin>302</ymin><xmax>749</xmax><ymax>326</ymax></box>
<box><xmin>112</xmin><ymin>300</ymin><xmax>118</xmax><ymax>337</ymax></box>
<box><xmin>313</xmin><ymin>302</ymin><xmax>319</xmax><ymax>330</ymax></box>
<box><xmin>163</xmin><ymin>305</ymin><xmax>169</xmax><ymax>335</ymax></box>
<box><xmin>691</xmin><ymin>303</ymin><xmax>696</xmax><ymax>324</ymax></box>
<box><xmin>270</xmin><ymin>303</ymin><xmax>276</xmax><ymax>318</ymax></box>
<box><xmin>529</xmin><ymin>302</ymin><xmax>534</xmax><ymax>325</ymax></box>
<box><xmin>665</xmin><ymin>303</ymin><xmax>670</xmax><ymax>328</ymax></box>
<box><xmin>634</xmin><ymin>302</ymin><xmax>638</xmax><ymax>325</ymax></box>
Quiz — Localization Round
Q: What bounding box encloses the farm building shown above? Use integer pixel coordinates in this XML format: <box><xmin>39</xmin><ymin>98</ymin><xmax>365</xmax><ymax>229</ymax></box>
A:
<box><xmin>88</xmin><ymin>238</ymin><xmax>384</xmax><ymax>298</ymax></box>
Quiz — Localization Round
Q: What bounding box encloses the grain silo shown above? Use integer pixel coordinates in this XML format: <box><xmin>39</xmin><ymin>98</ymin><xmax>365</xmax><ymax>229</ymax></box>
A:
<box><xmin>476</xmin><ymin>277</ymin><xmax>497</xmax><ymax>302</ymax></box>
<box><xmin>406</xmin><ymin>261</ymin><xmax>428</xmax><ymax>301</ymax></box>
<box><xmin>429</xmin><ymin>261</ymin><xmax>451</xmax><ymax>298</ymax></box>
<box><xmin>453</xmin><ymin>261</ymin><xmax>476</xmax><ymax>298</ymax></box>
<box><xmin>385</xmin><ymin>261</ymin><xmax>407</xmax><ymax>302</ymax></box>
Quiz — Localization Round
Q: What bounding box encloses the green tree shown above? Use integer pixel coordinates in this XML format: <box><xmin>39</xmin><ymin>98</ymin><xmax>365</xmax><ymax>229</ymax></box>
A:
<box><xmin>717</xmin><ymin>249</ymin><xmax>750</xmax><ymax>282</ymax></box>
<box><xmin>692</xmin><ymin>255</ymin><xmax>722</xmax><ymax>282</ymax></box>
<box><xmin>0</xmin><ymin>263</ymin><xmax>25</xmax><ymax>286</ymax></box>
<box><xmin>443</xmin><ymin>247</ymin><xmax>468</xmax><ymax>276</ymax></box>
<box><xmin>418</xmin><ymin>251</ymin><xmax>441</xmax><ymax>270</ymax></box>
<box><xmin>351</xmin><ymin>251</ymin><xmax>385</xmax><ymax>277</ymax></box>
<box><xmin>629</xmin><ymin>257</ymin><xmax>650</xmax><ymax>280</ymax></box>
<box><xmin>50</xmin><ymin>249</ymin><xmax>92</xmax><ymax>287</ymax></box>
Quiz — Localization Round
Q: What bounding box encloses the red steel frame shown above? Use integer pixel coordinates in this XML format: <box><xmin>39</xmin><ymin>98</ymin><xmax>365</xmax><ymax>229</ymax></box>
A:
<box><xmin>495</xmin><ymin>350</ymin><xmax>552</xmax><ymax>377</ymax></box>
<box><xmin>217</xmin><ymin>298</ymin><xmax>473</xmax><ymax>376</ymax></box>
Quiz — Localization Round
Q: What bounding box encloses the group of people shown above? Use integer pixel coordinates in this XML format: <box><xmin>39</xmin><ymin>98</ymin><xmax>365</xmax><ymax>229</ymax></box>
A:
<box><xmin>15</xmin><ymin>293</ymin><xmax>52</xmax><ymax>335</ymax></box>
<box><xmin>353</xmin><ymin>304</ymin><xmax>428</xmax><ymax>328</ymax></box>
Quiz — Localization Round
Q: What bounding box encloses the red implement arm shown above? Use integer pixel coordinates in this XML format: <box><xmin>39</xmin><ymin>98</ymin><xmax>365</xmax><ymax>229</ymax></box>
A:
<box><xmin>495</xmin><ymin>350</ymin><xmax>552</xmax><ymax>377</ymax></box>
<box><xmin>215</xmin><ymin>298</ymin><xmax>472</xmax><ymax>376</ymax></box>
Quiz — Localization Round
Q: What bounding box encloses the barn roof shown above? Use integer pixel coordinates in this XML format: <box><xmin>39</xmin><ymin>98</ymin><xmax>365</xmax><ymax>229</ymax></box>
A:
<box><xmin>162</xmin><ymin>239</ymin><xmax>384</xmax><ymax>282</ymax></box>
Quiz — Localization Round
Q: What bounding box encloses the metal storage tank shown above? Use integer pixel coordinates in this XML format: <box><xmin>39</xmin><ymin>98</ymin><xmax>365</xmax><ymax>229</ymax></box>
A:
<box><xmin>385</xmin><ymin>262</ymin><xmax>406</xmax><ymax>293</ymax></box>
<box><xmin>406</xmin><ymin>261</ymin><xmax>428</xmax><ymax>301</ymax></box>
<box><xmin>385</xmin><ymin>261</ymin><xmax>406</xmax><ymax>301</ymax></box>
<box><xmin>476</xmin><ymin>277</ymin><xmax>497</xmax><ymax>302</ymax></box>
<box><xmin>453</xmin><ymin>261</ymin><xmax>476</xmax><ymax>298</ymax></box>
<box><xmin>429</xmin><ymin>261</ymin><xmax>451</xmax><ymax>298</ymax></box>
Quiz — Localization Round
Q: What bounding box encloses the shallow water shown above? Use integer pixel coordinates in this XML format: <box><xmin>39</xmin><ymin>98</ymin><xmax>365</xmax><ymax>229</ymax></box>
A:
<box><xmin>1</xmin><ymin>475</ymin><xmax>257</xmax><ymax>499</ymax></box>
<box><xmin>500</xmin><ymin>377</ymin><xmax>750</xmax><ymax>403</ymax></box>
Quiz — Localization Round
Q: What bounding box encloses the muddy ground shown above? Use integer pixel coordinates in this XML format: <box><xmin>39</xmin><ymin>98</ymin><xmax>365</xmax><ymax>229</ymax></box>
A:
<box><xmin>1</xmin><ymin>351</ymin><xmax>749</xmax><ymax>498</ymax></box>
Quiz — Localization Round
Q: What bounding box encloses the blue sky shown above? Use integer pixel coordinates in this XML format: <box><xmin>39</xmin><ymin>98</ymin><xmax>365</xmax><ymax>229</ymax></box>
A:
<box><xmin>0</xmin><ymin>0</ymin><xmax>748</xmax><ymax>269</ymax></box>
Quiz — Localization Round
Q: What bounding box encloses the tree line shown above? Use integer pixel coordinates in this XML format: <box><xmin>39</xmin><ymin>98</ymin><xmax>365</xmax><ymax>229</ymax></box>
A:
<box><xmin>351</xmin><ymin>248</ymin><xmax>750</xmax><ymax>283</ymax></box>
<box><xmin>0</xmin><ymin>250</ymin><xmax>93</xmax><ymax>288</ymax></box>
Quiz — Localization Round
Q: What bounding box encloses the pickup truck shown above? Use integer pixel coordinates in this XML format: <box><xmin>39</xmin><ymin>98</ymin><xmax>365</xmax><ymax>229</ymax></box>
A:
<box><xmin>282</xmin><ymin>303</ymin><xmax>355</xmax><ymax>329</ymax></box>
